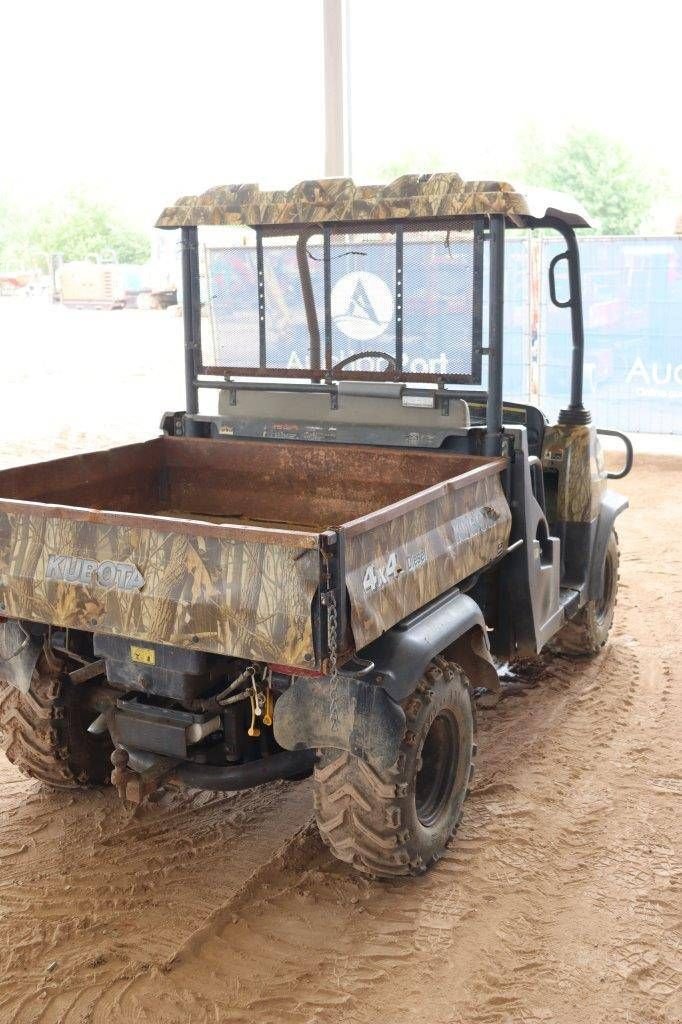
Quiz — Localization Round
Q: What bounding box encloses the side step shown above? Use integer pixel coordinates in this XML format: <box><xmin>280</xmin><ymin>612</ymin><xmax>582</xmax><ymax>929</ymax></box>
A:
<box><xmin>559</xmin><ymin>586</ymin><xmax>581</xmax><ymax>619</ymax></box>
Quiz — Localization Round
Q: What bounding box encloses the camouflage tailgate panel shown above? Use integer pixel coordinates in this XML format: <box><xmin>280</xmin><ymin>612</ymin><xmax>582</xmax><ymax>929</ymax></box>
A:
<box><xmin>343</xmin><ymin>472</ymin><xmax>511</xmax><ymax>651</ymax></box>
<box><xmin>0</xmin><ymin>510</ymin><xmax>321</xmax><ymax>669</ymax></box>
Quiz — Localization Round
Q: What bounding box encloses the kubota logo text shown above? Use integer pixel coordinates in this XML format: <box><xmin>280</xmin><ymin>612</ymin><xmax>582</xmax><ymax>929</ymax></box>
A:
<box><xmin>45</xmin><ymin>554</ymin><xmax>145</xmax><ymax>591</ymax></box>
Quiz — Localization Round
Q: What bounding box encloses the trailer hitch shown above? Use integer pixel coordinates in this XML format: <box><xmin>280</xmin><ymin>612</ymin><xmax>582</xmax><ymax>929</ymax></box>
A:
<box><xmin>110</xmin><ymin>745</ymin><xmax>181</xmax><ymax>804</ymax></box>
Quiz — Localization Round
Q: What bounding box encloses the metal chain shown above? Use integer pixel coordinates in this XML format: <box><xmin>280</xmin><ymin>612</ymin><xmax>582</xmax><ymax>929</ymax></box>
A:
<box><xmin>326</xmin><ymin>590</ymin><xmax>338</xmax><ymax>681</ymax></box>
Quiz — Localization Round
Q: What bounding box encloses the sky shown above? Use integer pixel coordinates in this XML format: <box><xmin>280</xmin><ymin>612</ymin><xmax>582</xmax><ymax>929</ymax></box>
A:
<box><xmin>1</xmin><ymin>0</ymin><xmax>680</xmax><ymax>227</ymax></box>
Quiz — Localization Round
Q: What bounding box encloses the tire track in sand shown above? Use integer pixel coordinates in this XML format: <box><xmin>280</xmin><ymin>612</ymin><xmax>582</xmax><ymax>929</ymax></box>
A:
<box><xmin>0</xmin><ymin>773</ymin><xmax>313</xmax><ymax>1024</ymax></box>
<box><xmin>88</xmin><ymin>632</ymin><xmax>680</xmax><ymax>1024</ymax></box>
<box><xmin>0</xmin><ymin>454</ymin><xmax>680</xmax><ymax>1024</ymax></box>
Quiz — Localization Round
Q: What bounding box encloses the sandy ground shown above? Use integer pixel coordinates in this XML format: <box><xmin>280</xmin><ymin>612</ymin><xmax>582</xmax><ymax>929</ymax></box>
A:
<box><xmin>0</xmin><ymin>299</ymin><xmax>208</xmax><ymax>468</ymax></box>
<box><xmin>0</xmin><ymin>300</ymin><xmax>680</xmax><ymax>1023</ymax></box>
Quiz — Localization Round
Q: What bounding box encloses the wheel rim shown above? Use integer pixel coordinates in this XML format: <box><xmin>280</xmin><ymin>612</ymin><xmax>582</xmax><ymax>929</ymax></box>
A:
<box><xmin>596</xmin><ymin>550</ymin><xmax>615</xmax><ymax>625</ymax></box>
<box><xmin>415</xmin><ymin>710</ymin><xmax>460</xmax><ymax>828</ymax></box>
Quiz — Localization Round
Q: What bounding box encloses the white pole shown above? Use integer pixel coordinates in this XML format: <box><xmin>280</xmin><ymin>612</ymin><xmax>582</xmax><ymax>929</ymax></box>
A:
<box><xmin>323</xmin><ymin>0</ymin><xmax>348</xmax><ymax>178</ymax></box>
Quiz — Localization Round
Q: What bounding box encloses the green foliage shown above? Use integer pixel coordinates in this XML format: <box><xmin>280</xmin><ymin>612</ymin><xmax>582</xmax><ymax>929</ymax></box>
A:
<box><xmin>0</xmin><ymin>195</ymin><xmax>34</xmax><ymax>270</ymax></box>
<box><xmin>0</xmin><ymin>191</ymin><xmax>151</xmax><ymax>270</ymax></box>
<box><xmin>33</xmin><ymin>192</ymin><xmax>151</xmax><ymax>264</ymax></box>
<box><xmin>519</xmin><ymin>128</ymin><xmax>654</xmax><ymax>235</ymax></box>
<box><xmin>372</xmin><ymin>149</ymin><xmax>446</xmax><ymax>183</ymax></box>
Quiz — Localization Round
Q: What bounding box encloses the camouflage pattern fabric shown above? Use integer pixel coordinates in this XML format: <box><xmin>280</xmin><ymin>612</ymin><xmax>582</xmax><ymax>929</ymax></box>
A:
<box><xmin>0</xmin><ymin>510</ymin><xmax>321</xmax><ymax>669</ymax></box>
<box><xmin>541</xmin><ymin>424</ymin><xmax>607</xmax><ymax>523</ymax></box>
<box><xmin>342</xmin><ymin>472</ymin><xmax>511</xmax><ymax>651</ymax></box>
<box><xmin>156</xmin><ymin>173</ymin><xmax>591</xmax><ymax>230</ymax></box>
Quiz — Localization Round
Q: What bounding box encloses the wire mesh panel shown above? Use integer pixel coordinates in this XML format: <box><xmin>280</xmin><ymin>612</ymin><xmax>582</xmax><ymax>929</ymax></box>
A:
<box><xmin>327</xmin><ymin>231</ymin><xmax>399</xmax><ymax>374</ymax></box>
<box><xmin>202</xmin><ymin>230</ymin><xmax>326</xmax><ymax>374</ymax></box>
<box><xmin>261</xmin><ymin>236</ymin><xmax>325</xmax><ymax>372</ymax></box>
<box><xmin>401</xmin><ymin>227</ymin><xmax>482</xmax><ymax>380</ymax></box>
<box><xmin>203</xmin><ymin>242</ymin><xmax>260</xmax><ymax>369</ymax></box>
<box><xmin>199</xmin><ymin>219</ymin><xmax>486</xmax><ymax>383</ymax></box>
<box><xmin>475</xmin><ymin>234</ymin><xmax>532</xmax><ymax>402</ymax></box>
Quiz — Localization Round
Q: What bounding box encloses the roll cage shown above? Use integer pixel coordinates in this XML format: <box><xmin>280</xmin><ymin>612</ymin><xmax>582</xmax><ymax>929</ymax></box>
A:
<box><xmin>158</xmin><ymin>174</ymin><xmax>593</xmax><ymax>456</ymax></box>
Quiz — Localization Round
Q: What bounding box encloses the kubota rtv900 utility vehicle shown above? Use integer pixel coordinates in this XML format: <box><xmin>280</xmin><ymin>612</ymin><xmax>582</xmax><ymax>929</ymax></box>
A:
<box><xmin>0</xmin><ymin>173</ymin><xmax>632</xmax><ymax>877</ymax></box>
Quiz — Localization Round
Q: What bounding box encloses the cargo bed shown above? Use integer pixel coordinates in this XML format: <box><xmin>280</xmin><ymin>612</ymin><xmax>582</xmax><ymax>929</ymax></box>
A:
<box><xmin>0</xmin><ymin>437</ymin><xmax>511</xmax><ymax>669</ymax></box>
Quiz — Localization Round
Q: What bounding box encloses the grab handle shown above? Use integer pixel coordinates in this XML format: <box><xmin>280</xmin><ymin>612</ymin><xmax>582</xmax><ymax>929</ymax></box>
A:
<box><xmin>597</xmin><ymin>428</ymin><xmax>634</xmax><ymax>479</ymax></box>
<box><xmin>548</xmin><ymin>252</ymin><xmax>572</xmax><ymax>308</ymax></box>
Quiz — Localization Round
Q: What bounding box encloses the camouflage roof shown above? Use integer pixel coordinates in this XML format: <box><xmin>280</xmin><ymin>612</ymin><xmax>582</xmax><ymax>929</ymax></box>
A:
<box><xmin>155</xmin><ymin>172</ymin><xmax>591</xmax><ymax>230</ymax></box>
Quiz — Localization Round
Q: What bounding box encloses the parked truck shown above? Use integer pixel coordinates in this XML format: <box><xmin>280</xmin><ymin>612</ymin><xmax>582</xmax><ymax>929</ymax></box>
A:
<box><xmin>0</xmin><ymin>173</ymin><xmax>632</xmax><ymax>878</ymax></box>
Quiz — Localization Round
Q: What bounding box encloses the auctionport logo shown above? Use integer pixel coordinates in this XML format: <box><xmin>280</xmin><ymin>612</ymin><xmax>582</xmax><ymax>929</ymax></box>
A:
<box><xmin>331</xmin><ymin>271</ymin><xmax>393</xmax><ymax>341</ymax></box>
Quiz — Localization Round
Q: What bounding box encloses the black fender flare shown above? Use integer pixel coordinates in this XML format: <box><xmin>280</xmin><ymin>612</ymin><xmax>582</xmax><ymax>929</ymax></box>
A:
<box><xmin>274</xmin><ymin>590</ymin><xmax>496</xmax><ymax>770</ymax></box>
<box><xmin>587</xmin><ymin>490</ymin><xmax>628</xmax><ymax>601</ymax></box>
<box><xmin>359</xmin><ymin>589</ymin><xmax>498</xmax><ymax>703</ymax></box>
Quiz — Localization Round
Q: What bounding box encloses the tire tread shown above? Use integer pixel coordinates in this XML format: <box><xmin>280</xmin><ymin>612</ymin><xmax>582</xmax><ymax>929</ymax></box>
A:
<box><xmin>0</xmin><ymin>656</ymin><xmax>108</xmax><ymax>789</ymax></box>
<box><xmin>314</xmin><ymin>657</ymin><xmax>475</xmax><ymax>878</ymax></box>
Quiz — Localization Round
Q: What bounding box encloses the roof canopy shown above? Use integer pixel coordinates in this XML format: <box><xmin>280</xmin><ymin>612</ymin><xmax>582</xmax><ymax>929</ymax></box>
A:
<box><xmin>156</xmin><ymin>172</ymin><xmax>591</xmax><ymax>231</ymax></box>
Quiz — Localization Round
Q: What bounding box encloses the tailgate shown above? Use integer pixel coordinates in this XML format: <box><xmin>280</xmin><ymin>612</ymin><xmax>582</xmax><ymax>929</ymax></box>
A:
<box><xmin>0</xmin><ymin>502</ymin><xmax>322</xmax><ymax>669</ymax></box>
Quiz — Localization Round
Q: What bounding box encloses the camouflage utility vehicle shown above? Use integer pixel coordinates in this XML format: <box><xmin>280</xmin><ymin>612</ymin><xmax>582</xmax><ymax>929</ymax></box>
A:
<box><xmin>0</xmin><ymin>173</ymin><xmax>632</xmax><ymax>877</ymax></box>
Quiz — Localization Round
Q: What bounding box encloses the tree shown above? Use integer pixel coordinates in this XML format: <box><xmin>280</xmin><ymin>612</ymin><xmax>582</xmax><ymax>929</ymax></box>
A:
<box><xmin>372</xmin><ymin>149</ymin><xmax>447</xmax><ymax>184</ymax></box>
<box><xmin>31</xmin><ymin>192</ymin><xmax>151</xmax><ymax>264</ymax></box>
<box><xmin>0</xmin><ymin>190</ymin><xmax>151</xmax><ymax>270</ymax></box>
<box><xmin>519</xmin><ymin>128</ymin><xmax>654</xmax><ymax>235</ymax></box>
<box><xmin>0</xmin><ymin>194</ymin><xmax>35</xmax><ymax>270</ymax></box>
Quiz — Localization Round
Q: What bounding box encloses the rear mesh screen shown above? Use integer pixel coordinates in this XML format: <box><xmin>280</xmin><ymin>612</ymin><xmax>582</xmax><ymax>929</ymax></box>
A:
<box><xmin>200</xmin><ymin>219</ymin><xmax>485</xmax><ymax>383</ymax></box>
<box><xmin>204</xmin><ymin>245</ymin><xmax>261</xmax><ymax>369</ymax></box>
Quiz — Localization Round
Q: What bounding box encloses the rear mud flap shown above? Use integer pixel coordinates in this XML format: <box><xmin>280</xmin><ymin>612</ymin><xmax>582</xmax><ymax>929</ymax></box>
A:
<box><xmin>0</xmin><ymin>621</ymin><xmax>42</xmax><ymax>694</ymax></box>
<box><xmin>274</xmin><ymin>675</ymin><xmax>406</xmax><ymax>771</ymax></box>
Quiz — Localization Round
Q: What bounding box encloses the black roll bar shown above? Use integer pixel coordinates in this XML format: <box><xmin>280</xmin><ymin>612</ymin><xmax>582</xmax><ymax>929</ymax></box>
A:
<box><xmin>532</xmin><ymin>215</ymin><xmax>590</xmax><ymax>425</ymax></box>
<box><xmin>484</xmin><ymin>215</ymin><xmax>505</xmax><ymax>455</ymax></box>
<box><xmin>180</xmin><ymin>214</ymin><xmax>589</xmax><ymax>436</ymax></box>
<box><xmin>180</xmin><ymin>226</ymin><xmax>200</xmax><ymax>416</ymax></box>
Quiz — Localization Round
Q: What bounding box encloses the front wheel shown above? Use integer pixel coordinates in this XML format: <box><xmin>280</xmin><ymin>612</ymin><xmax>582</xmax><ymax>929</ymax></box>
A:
<box><xmin>550</xmin><ymin>529</ymin><xmax>620</xmax><ymax>656</ymax></box>
<box><xmin>313</xmin><ymin>658</ymin><xmax>475</xmax><ymax>879</ymax></box>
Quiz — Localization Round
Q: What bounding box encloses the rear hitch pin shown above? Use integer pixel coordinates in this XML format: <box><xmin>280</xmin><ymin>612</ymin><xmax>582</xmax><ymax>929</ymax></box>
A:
<box><xmin>247</xmin><ymin>687</ymin><xmax>261</xmax><ymax>738</ymax></box>
<box><xmin>262</xmin><ymin>672</ymin><xmax>274</xmax><ymax>727</ymax></box>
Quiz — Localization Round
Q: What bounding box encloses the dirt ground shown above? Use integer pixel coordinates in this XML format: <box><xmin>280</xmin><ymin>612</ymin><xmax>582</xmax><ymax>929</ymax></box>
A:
<box><xmin>0</xmin><ymin>305</ymin><xmax>680</xmax><ymax>1024</ymax></box>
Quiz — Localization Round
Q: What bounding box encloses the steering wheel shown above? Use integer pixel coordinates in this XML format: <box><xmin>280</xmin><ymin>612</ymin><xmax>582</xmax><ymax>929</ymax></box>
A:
<box><xmin>331</xmin><ymin>350</ymin><xmax>398</xmax><ymax>373</ymax></box>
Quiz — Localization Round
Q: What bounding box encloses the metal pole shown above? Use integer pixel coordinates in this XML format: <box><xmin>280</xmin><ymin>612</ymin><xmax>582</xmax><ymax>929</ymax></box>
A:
<box><xmin>256</xmin><ymin>231</ymin><xmax>267</xmax><ymax>369</ymax></box>
<box><xmin>562</xmin><ymin>229</ymin><xmax>588</xmax><ymax>420</ymax></box>
<box><xmin>344</xmin><ymin>0</ymin><xmax>352</xmax><ymax>176</ymax></box>
<box><xmin>323</xmin><ymin>227</ymin><xmax>333</xmax><ymax>379</ymax></box>
<box><xmin>181</xmin><ymin>226</ymin><xmax>200</xmax><ymax>415</ymax></box>
<box><xmin>296</xmin><ymin>232</ymin><xmax>322</xmax><ymax>372</ymax></box>
<box><xmin>324</xmin><ymin>0</ymin><xmax>345</xmax><ymax>177</ymax></box>
<box><xmin>485</xmin><ymin>215</ymin><xmax>505</xmax><ymax>455</ymax></box>
<box><xmin>542</xmin><ymin>216</ymin><xmax>590</xmax><ymax>424</ymax></box>
<box><xmin>395</xmin><ymin>224</ymin><xmax>404</xmax><ymax>372</ymax></box>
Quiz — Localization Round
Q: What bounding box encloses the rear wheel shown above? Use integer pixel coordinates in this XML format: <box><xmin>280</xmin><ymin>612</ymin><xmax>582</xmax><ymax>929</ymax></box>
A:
<box><xmin>313</xmin><ymin>657</ymin><xmax>475</xmax><ymax>878</ymax></box>
<box><xmin>550</xmin><ymin>529</ymin><xmax>620</xmax><ymax>656</ymax></box>
<box><xmin>0</xmin><ymin>654</ymin><xmax>112</xmax><ymax>788</ymax></box>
